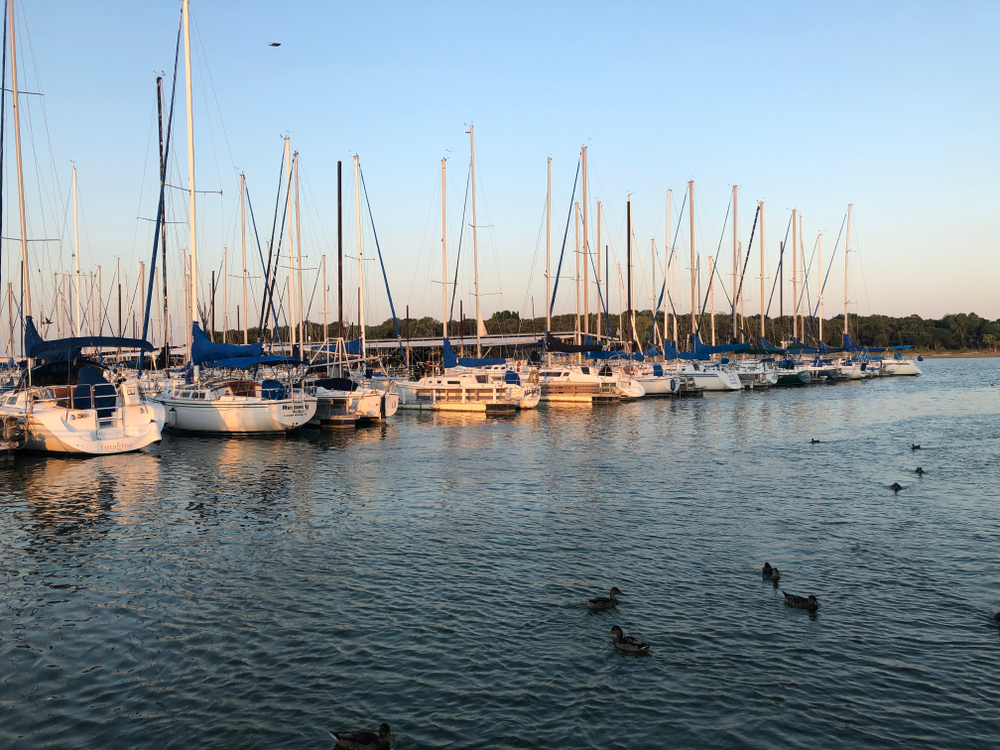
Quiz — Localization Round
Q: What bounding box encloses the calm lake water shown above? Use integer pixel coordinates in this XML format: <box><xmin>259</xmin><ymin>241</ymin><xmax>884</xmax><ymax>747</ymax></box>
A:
<box><xmin>2</xmin><ymin>358</ymin><xmax>999</xmax><ymax>748</ymax></box>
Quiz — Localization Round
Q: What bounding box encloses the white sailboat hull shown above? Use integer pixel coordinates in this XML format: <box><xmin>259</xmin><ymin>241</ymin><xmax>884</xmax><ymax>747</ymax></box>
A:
<box><xmin>882</xmin><ymin>360</ymin><xmax>922</xmax><ymax>376</ymax></box>
<box><xmin>22</xmin><ymin>403</ymin><xmax>162</xmax><ymax>455</ymax></box>
<box><xmin>159</xmin><ymin>396</ymin><xmax>316</xmax><ymax>433</ymax></box>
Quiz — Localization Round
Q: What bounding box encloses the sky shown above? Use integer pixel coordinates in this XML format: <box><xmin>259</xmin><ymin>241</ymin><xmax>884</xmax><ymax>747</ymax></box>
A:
<box><xmin>3</xmin><ymin>0</ymin><xmax>998</xmax><ymax>343</ymax></box>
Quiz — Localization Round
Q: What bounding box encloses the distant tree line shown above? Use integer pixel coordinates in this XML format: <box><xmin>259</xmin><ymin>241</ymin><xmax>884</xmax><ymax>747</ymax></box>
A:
<box><xmin>202</xmin><ymin>310</ymin><xmax>1000</xmax><ymax>353</ymax></box>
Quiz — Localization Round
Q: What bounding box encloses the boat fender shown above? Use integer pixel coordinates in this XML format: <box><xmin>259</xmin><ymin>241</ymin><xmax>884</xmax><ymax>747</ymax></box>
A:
<box><xmin>670</xmin><ymin>378</ymin><xmax>677</xmax><ymax>392</ymax></box>
<box><xmin>167</xmin><ymin>408</ymin><xmax>178</xmax><ymax>429</ymax></box>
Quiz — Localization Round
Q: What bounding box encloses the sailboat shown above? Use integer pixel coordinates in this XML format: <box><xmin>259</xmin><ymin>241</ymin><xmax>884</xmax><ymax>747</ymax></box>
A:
<box><xmin>395</xmin><ymin>130</ymin><xmax>527</xmax><ymax>413</ymax></box>
<box><xmin>150</xmin><ymin>0</ymin><xmax>315</xmax><ymax>434</ymax></box>
<box><xmin>0</xmin><ymin>0</ymin><xmax>163</xmax><ymax>455</ymax></box>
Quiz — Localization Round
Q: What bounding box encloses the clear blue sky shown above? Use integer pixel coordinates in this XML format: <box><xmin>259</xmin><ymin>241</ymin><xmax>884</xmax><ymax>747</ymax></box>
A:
<box><xmin>4</xmin><ymin>0</ymin><xmax>998</xmax><ymax>340</ymax></box>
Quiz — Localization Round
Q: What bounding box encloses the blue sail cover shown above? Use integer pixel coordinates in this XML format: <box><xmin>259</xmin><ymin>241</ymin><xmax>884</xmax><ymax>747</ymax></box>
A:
<box><xmin>842</xmin><ymin>334</ymin><xmax>886</xmax><ymax>353</ymax></box>
<box><xmin>191</xmin><ymin>321</ymin><xmax>262</xmax><ymax>365</ymax></box>
<box><xmin>758</xmin><ymin>338</ymin><xmax>787</xmax><ymax>353</ymax></box>
<box><xmin>786</xmin><ymin>338</ymin><xmax>818</xmax><ymax>354</ymax></box>
<box><xmin>817</xmin><ymin>341</ymin><xmax>845</xmax><ymax>354</ymax></box>
<box><xmin>660</xmin><ymin>339</ymin><xmax>708</xmax><ymax>361</ymax></box>
<box><xmin>691</xmin><ymin>333</ymin><xmax>751</xmax><ymax>357</ymax></box>
<box><xmin>442</xmin><ymin>337</ymin><xmax>505</xmax><ymax>368</ymax></box>
<box><xmin>24</xmin><ymin>315</ymin><xmax>154</xmax><ymax>361</ymax></box>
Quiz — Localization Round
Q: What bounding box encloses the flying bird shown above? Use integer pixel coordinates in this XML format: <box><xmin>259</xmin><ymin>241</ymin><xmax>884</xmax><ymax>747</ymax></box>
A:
<box><xmin>269</xmin><ymin>42</ymin><xmax>281</xmax><ymax>47</ymax></box>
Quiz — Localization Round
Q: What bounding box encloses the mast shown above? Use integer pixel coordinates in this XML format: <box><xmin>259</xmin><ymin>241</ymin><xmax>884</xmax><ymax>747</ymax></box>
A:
<box><xmin>354</xmin><ymin>154</ymin><xmax>365</xmax><ymax>354</ymax></box>
<box><xmin>283</xmin><ymin>138</ymin><xmax>295</xmax><ymax>351</ymax></box>
<box><xmin>468</xmin><ymin>124</ymin><xmax>481</xmax><ymax>357</ymax></box>
<box><xmin>844</xmin><ymin>204</ymin><xmax>852</xmax><ymax>336</ymax></box>
<box><xmin>688</xmin><ymin>180</ymin><xmax>695</xmax><ymax>347</ymax></box>
<box><xmin>545</xmin><ymin>157</ymin><xmax>551</xmax><ymax>364</ymax></box>
<box><xmin>72</xmin><ymin>167</ymin><xmax>81</xmax><ymax>335</ymax></box>
<box><xmin>182</xmin><ymin>0</ymin><xmax>197</xmax><ymax>365</ymax></box>
<box><xmin>157</xmin><ymin>75</ymin><xmax>169</xmax><ymax>363</ymax></box>
<box><xmin>581</xmin><ymin>145</ymin><xmax>588</xmax><ymax>339</ymax></box>
<box><xmin>241</xmin><ymin>173</ymin><xmax>248</xmax><ymax>344</ymax></box>
<box><xmin>759</xmin><ymin>200</ymin><xmax>765</xmax><ymax>338</ymax></box>
<box><xmin>441</xmin><ymin>157</ymin><xmax>447</xmax><ymax>341</ymax></box>
<box><xmin>626</xmin><ymin>194</ymin><xmax>632</xmax><ymax>349</ymax></box>
<box><xmin>791</xmin><ymin>209</ymin><xmax>798</xmax><ymax>341</ymax></box>
<box><xmin>337</xmin><ymin>160</ymin><xmax>343</xmax><ymax>340</ymax></box>
<box><xmin>322</xmin><ymin>254</ymin><xmax>327</xmax><ymax>345</ymax></box>
<box><xmin>731</xmin><ymin>184</ymin><xmax>737</xmax><ymax>341</ymax></box>
<box><xmin>8</xmin><ymin>0</ymin><xmax>30</xmax><ymax>369</ymax></box>
<box><xmin>294</xmin><ymin>151</ymin><xmax>304</xmax><ymax>348</ymax></box>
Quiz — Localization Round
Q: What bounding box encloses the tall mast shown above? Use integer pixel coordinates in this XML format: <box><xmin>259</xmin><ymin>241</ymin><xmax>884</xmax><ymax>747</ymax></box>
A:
<box><xmin>72</xmin><ymin>167</ymin><xmax>81</xmax><ymax>336</ymax></box>
<box><xmin>354</xmin><ymin>154</ymin><xmax>365</xmax><ymax>354</ymax></box>
<box><xmin>731</xmin><ymin>184</ymin><xmax>737</xmax><ymax>342</ymax></box>
<box><xmin>844</xmin><ymin>203</ymin><xmax>852</xmax><ymax>335</ymax></box>
<box><xmin>545</xmin><ymin>157</ymin><xmax>551</xmax><ymax>364</ymax></box>
<box><xmin>441</xmin><ymin>157</ymin><xmax>447</xmax><ymax>341</ymax></box>
<box><xmin>626</xmin><ymin>194</ymin><xmax>632</xmax><ymax>349</ymax></box>
<box><xmin>322</xmin><ymin>254</ymin><xmax>327</xmax><ymax>344</ymax></box>
<box><xmin>688</xmin><ymin>180</ymin><xmax>695</xmax><ymax>347</ymax></box>
<box><xmin>241</xmin><ymin>172</ymin><xmax>247</xmax><ymax>344</ymax></box>
<box><xmin>182</xmin><ymin>0</ymin><xmax>197</xmax><ymax>362</ymax></box>
<box><xmin>664</xmin><ymin>189</ymin><xmax>671</xmax><ymax>347</ymax></box>
<box><xmin>8</xmin><ymin>0</ymin><xmax>30</xmax><ymax>345</ymax></box>
<box><xmin>337</xmin><ymin>160</ymin><xmax>343</xmax><ymax>340</ymax></box>
<box><xmin>581</xmin><ymin>146</ymin><xmax>588</xmax><ymax>338</ymax></box>
<box><xmin>468</xmin><ymin>124</ymin><xmax>481</xmax><ymax>357</ymax></box>
<box><xmin>759</xmin><ymin>200</ymin><xmax>765</xmax><ymax>338</ymax></box>
<box><xmin>157</xmin><ymin>75</ymin><xmax>169</xmax><ymax>361</ymax></box>
<box><xmin>791</xmin><ymin>209</ymin><xmax>798</xmax><ymax>341</ymax></box>
<box><xmin>294</xmin><ymin>151</ymin><xmax>304</xmax><ymax>347</ymax></box>
<box><xmin>284</xmin><ymin>137</ymin><xmax>295</xmax><ymax>350</ymax></box>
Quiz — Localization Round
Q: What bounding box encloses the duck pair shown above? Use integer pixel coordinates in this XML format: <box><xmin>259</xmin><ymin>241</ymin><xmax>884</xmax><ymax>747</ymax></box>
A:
<box><xmin>588</xmin><ymin>587</ymin><xmax>651</xmax><ymax>653</ymax></box>
<box><xmin>763</xmin><ymin>562</ymin><xmax>819</xmax><ymax>611</ymax></box>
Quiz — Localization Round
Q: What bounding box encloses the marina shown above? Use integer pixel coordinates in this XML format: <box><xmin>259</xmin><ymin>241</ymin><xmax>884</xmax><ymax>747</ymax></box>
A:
<box><xmin>0</xmin><ymin>1</ymin><xmax>997</xmax><ymax>748</ymax></box>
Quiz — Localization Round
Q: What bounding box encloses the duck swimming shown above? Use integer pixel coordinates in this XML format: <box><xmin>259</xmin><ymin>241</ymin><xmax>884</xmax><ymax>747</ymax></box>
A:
<box><xmin>993</xmin><ymin>612</ymin><xmax>1000</xmax><ymax>625</ymax></box>
<box><xmin>783</xmin><ymin>591</ymin><xmax>819</xmax><ymax>611</ymax></box>
<box><xmin>911</xmin><ymin>444</ymin><xmax>921</xmax><ymax>450</ymax></box>
<box><xmin>330</xmin><ymin>723</ymin><xmax>393</xmax><ymax>750</ymax></box>
<box><xmin>762</xmin><ymin>562</ymin><xmax>781</xmax><ymax>581</ymax></box>
<box><xmin>588</xmin><ymin>587</ymin><xmax>623</xmax><ymax>611</ymax></box>
<box><xmin>607</xmin><ymin>625</ymin><xmax>650</xmax><ymax>653</ymax></box>
<box><xmin>890</xmin><ymin>482</ymin><xmax>903</xmax><ymax>493</ymax></box>
<box><xmin>915</xmin><ymin>467</ymin><xmax>925</xmax><ymax>475</ymax></box>
<box><xmin>810</xmin><ymin>438</ymin><xmax>821</xmax><ymax>444</ymax></box>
